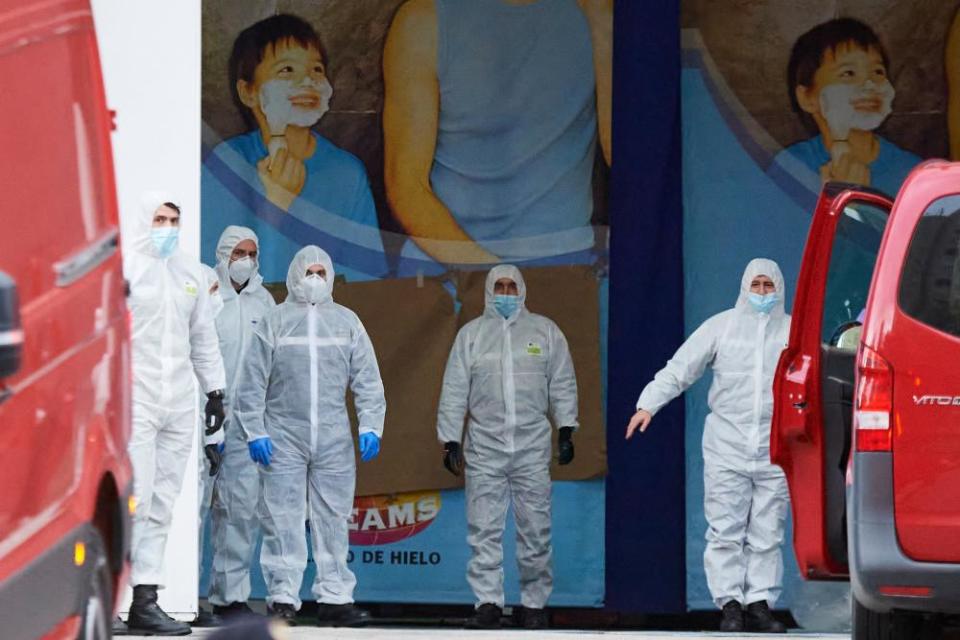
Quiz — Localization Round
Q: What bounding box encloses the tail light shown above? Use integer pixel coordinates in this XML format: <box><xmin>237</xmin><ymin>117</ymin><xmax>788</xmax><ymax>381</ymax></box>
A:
<box><xmin>854</xmin><ymin>345</ymin><xmax>893</xmax><ymax>452</ymax></box>
<box><xmin>878</xmin><ymin>585</ymin><xmax>933</xmax><ymax>598</ymax></box>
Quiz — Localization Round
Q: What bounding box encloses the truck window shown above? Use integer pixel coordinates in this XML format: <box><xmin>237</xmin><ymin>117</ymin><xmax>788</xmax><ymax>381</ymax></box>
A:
<box><xmin>822</xmin><ymin>202</ymin><xmax>889</xmax><ymax>348</ymax></box>
<box><xmin>899</xmin><ymin>194</ymin><xmax>960</xmax><ymax>337</ymax></box>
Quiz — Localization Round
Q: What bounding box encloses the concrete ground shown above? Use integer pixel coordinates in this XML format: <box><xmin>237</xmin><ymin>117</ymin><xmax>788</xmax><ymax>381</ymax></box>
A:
<box><xmin>128</xmin><ymin>629</ymin><xmax>848</xmax><ymax>639</ymax></box>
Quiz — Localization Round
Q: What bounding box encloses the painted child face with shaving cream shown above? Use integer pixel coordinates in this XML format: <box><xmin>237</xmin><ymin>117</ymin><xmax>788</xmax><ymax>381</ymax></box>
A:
<box><xmin>797</xmin><ymin>43</ymin><xmax>894</xmax><ymax>141</ymax></box>
<box><xmin>239</xmin><ymin>39</ymin><xmax>333</xmax><ymax>138</ymax></box>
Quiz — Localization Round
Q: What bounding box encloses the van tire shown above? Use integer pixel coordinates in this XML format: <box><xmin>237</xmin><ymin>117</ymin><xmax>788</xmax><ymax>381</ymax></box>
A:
<box><xmin>853</xmin><ymin>595</ymin><xmax>891</xmax><ymax>640</ymax></box>
<box><xmin>853</xmin><ymin>596</ymin><xmax>938</xmax><ymax>640</ymax></box>
<box><xmin>78</xmin><ymin>532</ymin><xmax>112</xmax><ymax>640</ymax></box>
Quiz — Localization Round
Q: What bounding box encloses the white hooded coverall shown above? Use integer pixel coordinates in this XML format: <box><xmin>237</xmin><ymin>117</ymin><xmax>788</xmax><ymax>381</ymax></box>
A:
<box><xmin>198</xmin><ymin>264</ymin><xmax>224</xmax><ymax>538</ymax></box>
<box><xmin>207</xmin><ymin>226</ymin><xmax>276</xmax><ymax>607</ymax></box>
<box><xmin>125</xmin><ymin>191</ymin><xmax>226</xmax><ymax>588</ymax></box>
<box><xmin>437</xmin><ymin>265</ymin><xmax>579</xmax><ymax>610</ymax></box>
<box><xmin>636</xmin><ymin>258</ymin><xmax>791</xmax><ymax>608</ymax></box>
<box><xmin>234</xmin><ymin>246</ymin><xmax>385</xmax><ymax>609</ymax></box>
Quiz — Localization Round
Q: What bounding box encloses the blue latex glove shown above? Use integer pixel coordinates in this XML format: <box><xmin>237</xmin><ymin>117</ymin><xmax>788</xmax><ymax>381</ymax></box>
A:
<box><xmin>248</xmin><ymin>437</ymin><xmax>273</xmax><ymax>466</ymax></box>
<box><xmin>359</xmin><ymin>432</ymin><xmax>381</xmax><ymax>462</ymax></box>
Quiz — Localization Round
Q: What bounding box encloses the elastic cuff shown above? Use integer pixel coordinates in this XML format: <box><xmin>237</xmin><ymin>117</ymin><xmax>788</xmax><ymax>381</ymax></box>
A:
<box><xmin>267</xmin><ymin>597</ymin><xmax>301</xmax><ymax>611</ymax></box>
<box><xmin>715</xmin><ymin>596</ymin><xmax>742</xmax><ymax>608</ymax></box>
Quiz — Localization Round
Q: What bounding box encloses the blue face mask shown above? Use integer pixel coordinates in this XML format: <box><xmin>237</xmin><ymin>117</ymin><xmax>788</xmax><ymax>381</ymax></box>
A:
<box><xmin>748</xmin><ymin>292</ymin><xmax>779</xmax><ymax>314</ymax></box>
<box><xmin>151</xmin><ymin>227</ymin><xmax>179</xmax><ymax>258</ymax></box>
<box><xmin>493</xmin><ymin>294</ymin><xmax>519</xmax><ymax>319</ymax></box>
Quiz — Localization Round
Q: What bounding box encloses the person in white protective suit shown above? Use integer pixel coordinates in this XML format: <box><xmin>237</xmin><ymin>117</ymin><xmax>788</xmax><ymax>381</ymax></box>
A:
<box><xmin>121</xmin><ymin>191</ymin><xmax>226</xmax><ymax>636</ymax></box>
<box><xmin>206</xmin><ymin>226</ymin><xmax>276</xmax><ymax>621</ymax></box>
<box><xmin>437</xmin><ymin>265</ymin><xmax>579</xmax><ymax>631</ymax></box>
<box><xmin>234</xmin><ymin>245</ymin><xmax>385</xmax><ymax>627</ymax></box>
<box><xmin>195</xmin><ymin>264</ymin><xmax>226</xmax><ymax>628</ymax></box>
<box><xmin>625</xmin><ymin>258</ymin><xmax>791</xmax><ymax>634</ymax></box>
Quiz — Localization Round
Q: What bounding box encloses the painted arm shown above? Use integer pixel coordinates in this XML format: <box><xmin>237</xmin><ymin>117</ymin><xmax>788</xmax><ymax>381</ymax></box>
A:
<box><xmin>948</xmin><ymin>7</ymin><xmax>960</xmax><ymax>161</ymax></box>
<box><xmin>578</xmin><ymin>0</ymin><xmax>613</xmax><ymax>166</ymax></box>
<box><xmin>383</xmin><ymin>0</ymin><xmax>499</xmax><ymax>266</ymax></box>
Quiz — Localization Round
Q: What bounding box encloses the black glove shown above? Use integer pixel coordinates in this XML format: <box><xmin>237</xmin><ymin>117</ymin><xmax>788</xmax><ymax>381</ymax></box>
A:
<box><xmin>204</xmin><ymin>443</ymin><xmax>223</xmax><ymax>476</ymax></box>
<box><xmin>443</xmin><ymin>441</ymin><xmax>464</xmax><ymax>477</ymax></box>
<box><xmin>558</xmin><ymin>427</ymin><xmax>575</xmax><ymax>465</ymax></box>
<box><xmin>204</xmin><ymin>390</ymin><xmax>225</xmax><ymax>436</ymax></box>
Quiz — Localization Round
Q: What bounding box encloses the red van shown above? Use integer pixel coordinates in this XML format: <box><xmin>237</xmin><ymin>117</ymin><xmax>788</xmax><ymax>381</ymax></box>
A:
<box><xmin>772</xmin><ymin>162</ymin><xmax>960</xmax><ymax>639</ymax></box>
<box><xmin>0</xmin><ymin>1</ymin><xmax>133</xmax><ymax>638</ymax></box>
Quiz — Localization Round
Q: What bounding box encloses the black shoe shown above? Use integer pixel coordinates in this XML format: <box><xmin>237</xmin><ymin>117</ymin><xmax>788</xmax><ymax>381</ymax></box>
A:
<box><xmin>745</xmin><ymin>600</ymin><xmax>786</xmax><ymax>633</ymax></box>
<box><xmin>522</xmin><ymin>607</ymin><xmax>548</xmax><ymax>629</ymax></box>
<box><xmin>267</xmin><ymin>602</ymin><xmax>298</xmax><ymax>625</ymax></box>
<box><xmin>465</xmin><ymin>603</ymin><xmax>502</xmax><ymax>629</ymax></box>
<box><xmin>112</xmin><ymin>616</ymin><xmax>130</xmax><ymax>636</ymax></box>
<box><xmin>315</xmin><ymin>603</ymin><xmax>372</xmax><ymax>627</ymax></box>
<box><xmin>212</xmin><ymin>601</ymin><xmax>258</xmax><ymax>619</ymax></box>
<box><xmin>127</xmin><ymin>585</ymin><xmax>192</xmax><ymax>636</ymax></box>
<box><xmin>720</xmin><ymin>600</ymin><xmax>744</xmax><ymax>632</ymax></box>
<box><xmin>192</xmin><ymin>607</ymin><xmax>222</xmax><ymax>627</ymax></box>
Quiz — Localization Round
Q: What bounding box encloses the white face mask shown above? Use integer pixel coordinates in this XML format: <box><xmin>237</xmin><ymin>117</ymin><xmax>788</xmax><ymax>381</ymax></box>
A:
<box><xmin>818</xmin><ymin>80</ymin><xmax>894</xmax><ymax>140</ymax></box>
<box><xmin>228</xmin><ymin>256</ymin><xmax>256</xmax><ymax>286</ymax></box>
<box><xmin>301</xmin><ymin>273</ymin><xmax>328</xmax><ymax>304</ymax></box>
<box><xmin>258</xmin><ymin>77</ymin><xmax>333</xmax><ymax>135</ymax></box>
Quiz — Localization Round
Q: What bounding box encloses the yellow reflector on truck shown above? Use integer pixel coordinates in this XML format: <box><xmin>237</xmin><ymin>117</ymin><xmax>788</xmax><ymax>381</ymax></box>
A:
<box><xmin>74</xmin><ymin>541</ymin><xmax>86</xmax><ymax>567</ymax></box>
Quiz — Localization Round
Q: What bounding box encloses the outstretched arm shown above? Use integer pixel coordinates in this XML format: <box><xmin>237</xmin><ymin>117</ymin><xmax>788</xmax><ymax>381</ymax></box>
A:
<box><xmin>626</xmin><ymin>317</ymin><xmax>719</xmax><ymax>439</ymax></box>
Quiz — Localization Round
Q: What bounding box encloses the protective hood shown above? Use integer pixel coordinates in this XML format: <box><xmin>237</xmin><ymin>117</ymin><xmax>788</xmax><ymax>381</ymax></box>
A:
<box><xmin>214</xmin><ymin>225</ymin><xmax>264</xmax><ymax>294</ymax></box>
<box><xmin>215</xmin><ymin>225</ymin><xmax>259</xmax><ymax>264</ymax></box>
<box><xmin>736</xmin><ymin>258</ymin><xmax>786</xmax><ymax>316</ymax></box>
<box><xmin>286</xmin><ymin>244</ymin><xmax>334</xmax><ymax>304</ymax></box>
<box><xmin>133</xmin><ymin>189</ymin><xmax>180</xmax><ymax>257</ymax></box>
<box><xmin>484</xmin><ymin>264</ymin><xmax>527</xmax><ymax>320</ymax></box>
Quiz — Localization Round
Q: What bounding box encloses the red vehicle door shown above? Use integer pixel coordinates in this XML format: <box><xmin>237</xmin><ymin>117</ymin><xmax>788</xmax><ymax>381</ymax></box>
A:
<box><xmin>0</xmin><ymin>1</ymin><xmax>131</xmax><ymax>637</ymax></box>
<box><xmin>771</xmin><ymin>183</ymin><xmax>893</xmax><ymax>579</ymax></box>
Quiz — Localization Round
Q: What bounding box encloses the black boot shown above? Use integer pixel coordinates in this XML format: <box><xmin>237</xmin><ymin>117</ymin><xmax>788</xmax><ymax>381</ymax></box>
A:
<box><xmin>315</xmin><ymin>603</ymin><xmax>372</xmax><ymax>627</ymax></box>
<box><xmin>745</xmin><ymin>600</ymin><xmax>786</xmax><ymax>633</ymax></box>
<box><xmin>127</xmin><ymin>585</ymin><xmax>191</xmax><ymax>636</ymax></box>
<box><xmin>192</xmin><ymin>606</ymin><xmax>222</xmax><ymax>627</ymax></box>
<box><xmin>112</xmin><ymin>616</ymin><xmax>129</xmax><ymax>636</ymax></box>
<box><xmin>464</xmin><ymin>603</ymin><xmax>502</xmax><ymax>629</ymax></box>
<box><xmin>212</xmin><ymin>601</ymin><xmax>258</xmax><ymax>620</ymax></box>
<box><xmin>267</xmin><ymin>602</ymin><xmax>298</xmax><ymax>625</ymax></box>
<box><xmin>719</xmin><ymin>600</ymin><xmax>744</xmax><ymax>632</ymax></box>
<box><xmin>522</xmin><ymin>607</ymin><xmax>548</xmax><ymax>629</ymax></box>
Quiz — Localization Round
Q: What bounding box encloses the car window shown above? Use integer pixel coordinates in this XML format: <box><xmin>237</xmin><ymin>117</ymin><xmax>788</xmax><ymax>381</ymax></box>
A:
<box><xmin>821</xmin><ymin>201</ymin><xmax>889</xmax><ymax>348</ymax></box>
<box><xmin>899</xmin><ymin>194</ymin><xmax>960</xmax><ymax>337</ymax></box>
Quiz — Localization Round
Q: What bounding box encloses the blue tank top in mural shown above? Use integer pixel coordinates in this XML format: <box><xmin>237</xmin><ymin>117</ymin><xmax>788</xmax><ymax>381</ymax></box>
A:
<box><xmin>431</xmin><ymin>0</ymin><xmax>598</xmax><ymax>257</ymax></box>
